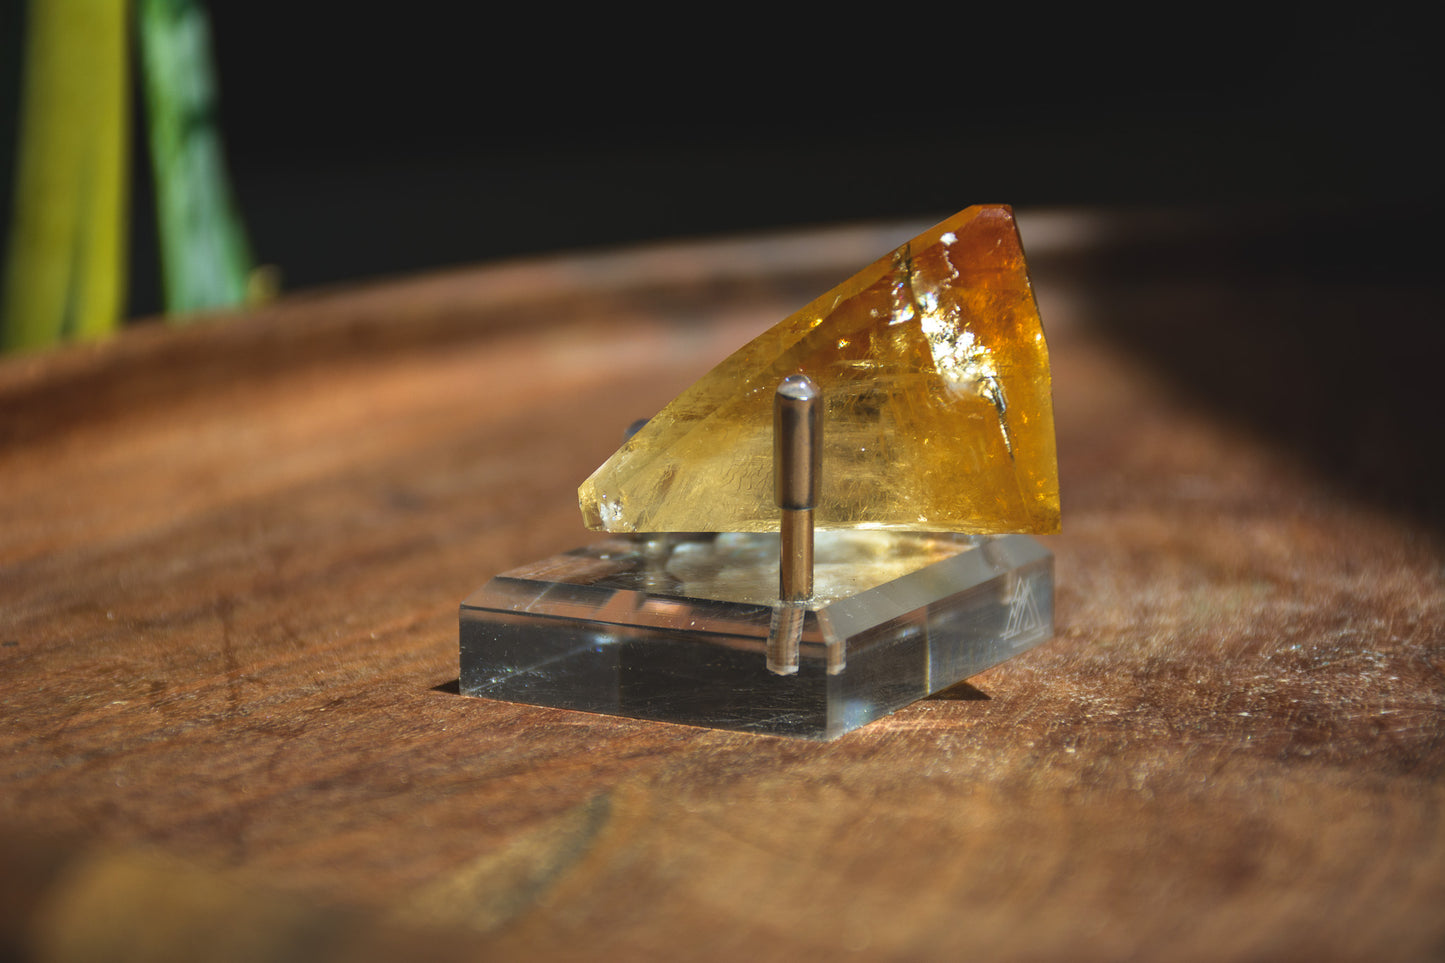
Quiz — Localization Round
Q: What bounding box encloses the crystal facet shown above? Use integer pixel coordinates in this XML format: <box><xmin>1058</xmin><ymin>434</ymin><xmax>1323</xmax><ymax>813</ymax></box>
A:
<box><xmin>579</xmin><ymin>205</ymin><xmax>1059</xmax><ymax>535</ymax></box>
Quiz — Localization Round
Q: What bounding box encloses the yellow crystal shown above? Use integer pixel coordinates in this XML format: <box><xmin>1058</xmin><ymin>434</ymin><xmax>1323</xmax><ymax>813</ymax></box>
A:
<box><xmin>579</xmin><ymin>205</ymin><xmax>1059</xmax><ymax>534</ymax></box>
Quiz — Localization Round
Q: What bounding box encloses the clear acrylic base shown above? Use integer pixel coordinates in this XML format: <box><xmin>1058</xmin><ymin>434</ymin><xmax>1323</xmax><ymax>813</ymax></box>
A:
<box><xmin>459</xmin><ymin>531</ymin><xmax>1053</xmax><ymax>740</ymax></box>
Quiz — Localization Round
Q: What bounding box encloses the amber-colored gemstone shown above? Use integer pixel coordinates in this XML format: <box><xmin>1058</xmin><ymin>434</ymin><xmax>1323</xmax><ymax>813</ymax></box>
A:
<box><xmin>579</xmin><ymin>205</ymin><xmax>1059</xmax><ymax>534</ymax></box>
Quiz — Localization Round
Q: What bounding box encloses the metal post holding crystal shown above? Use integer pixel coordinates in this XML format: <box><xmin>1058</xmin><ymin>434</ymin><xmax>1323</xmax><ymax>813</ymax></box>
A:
<box><xmin>775</xmin><ymin>375</ymin><xmax>820</xmax><ymax>601</ymax></box>
<box><xmin>768</xmin><ymin>375</ymin><xmax>821</xmax><ymax>675</ymax></box>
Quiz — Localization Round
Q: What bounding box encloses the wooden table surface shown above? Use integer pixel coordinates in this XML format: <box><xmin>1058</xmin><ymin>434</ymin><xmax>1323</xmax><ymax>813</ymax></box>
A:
<box><xmin>2</xmin><ymin>212</ymin><xmax>1442</xmax><ymax>962</ymax></box>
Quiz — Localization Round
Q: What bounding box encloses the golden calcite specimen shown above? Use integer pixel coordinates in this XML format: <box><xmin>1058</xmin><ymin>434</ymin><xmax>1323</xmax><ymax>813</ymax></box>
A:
<box><xmin>579</xmin><ymin>205</ymin><xmax>1059</xmax><ymax>534</ymax></box>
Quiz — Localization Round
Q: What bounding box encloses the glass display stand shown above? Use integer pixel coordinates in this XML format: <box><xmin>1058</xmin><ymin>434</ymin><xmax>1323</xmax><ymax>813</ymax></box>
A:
<box><xmin>460</xmin><ymin>530</ymin><xmax>1053</xmax><ymax>740</ymax></box>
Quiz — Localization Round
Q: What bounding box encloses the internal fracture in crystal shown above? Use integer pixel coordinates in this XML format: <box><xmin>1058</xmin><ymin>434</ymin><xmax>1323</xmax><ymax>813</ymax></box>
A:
<box><xmin>579</xmin><ymin>205</ymin><xmax>1059</xmax><ymax>534</ymax></box>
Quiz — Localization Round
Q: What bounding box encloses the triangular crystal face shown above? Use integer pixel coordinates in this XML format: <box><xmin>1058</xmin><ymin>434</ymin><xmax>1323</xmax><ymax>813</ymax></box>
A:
<box><xmin>579</xmin><ymin>205</ymin><xmax>1059</xmax><ymax>534</ymax></box>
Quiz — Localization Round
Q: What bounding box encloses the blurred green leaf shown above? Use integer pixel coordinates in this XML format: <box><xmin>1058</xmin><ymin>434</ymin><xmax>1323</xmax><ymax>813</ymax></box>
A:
<box><xmin>138</xmin><ymin>0</ymin><xmax>253</xmax><ymax>317</ymax></box>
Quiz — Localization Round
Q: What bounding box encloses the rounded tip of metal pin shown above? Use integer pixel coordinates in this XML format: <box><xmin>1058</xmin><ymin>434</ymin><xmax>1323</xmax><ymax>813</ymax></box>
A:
<box><xmin>777</xmin><ymin>374</ymin><xmax>820</xmax><ymax>402</ymax></box>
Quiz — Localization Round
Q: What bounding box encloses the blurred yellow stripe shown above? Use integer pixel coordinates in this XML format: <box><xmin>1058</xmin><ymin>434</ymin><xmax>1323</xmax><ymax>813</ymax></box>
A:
<box><xmin>1</xmin><ymin>0</ymin><xmax>129</xmax><ymax>350</ymax></box>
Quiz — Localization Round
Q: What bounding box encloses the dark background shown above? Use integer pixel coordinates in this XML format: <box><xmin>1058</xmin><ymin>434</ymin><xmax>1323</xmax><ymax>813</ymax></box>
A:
<box><xmin>2</xmin><ymin>4</ymin><xmax>1438</xmax><ymax>317</ymax></box>
<box><xmin>2</xmin><ymin>3</ymin><xmax>1442</xmax><ymax>529</ymax></box>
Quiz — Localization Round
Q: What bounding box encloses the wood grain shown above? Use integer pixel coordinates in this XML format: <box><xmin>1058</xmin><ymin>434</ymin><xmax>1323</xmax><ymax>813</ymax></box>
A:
<box><xmin>2</xmin><ymin>215</ymin><xmax>1442</xmax><ymax>962</ymax></box>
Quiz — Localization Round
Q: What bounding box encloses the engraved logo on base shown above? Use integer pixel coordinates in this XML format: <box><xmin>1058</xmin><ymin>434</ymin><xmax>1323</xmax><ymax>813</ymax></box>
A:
<box><xmin>1003</xmin><ymin>575</ymin><xmax>1045</xmax><ymax>645</ymax></box>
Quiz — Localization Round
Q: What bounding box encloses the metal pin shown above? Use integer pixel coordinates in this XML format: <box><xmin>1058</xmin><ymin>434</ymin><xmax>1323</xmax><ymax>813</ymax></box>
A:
<box><xmin>775</xmin><ymin>375</ymin><xmax>820</xmax><ymax>600</ymax></box>
<box><xmin>768</xmin><ymin>375</ymin><xmax>820</xmax><ymax>674</ymax></box>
